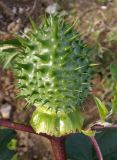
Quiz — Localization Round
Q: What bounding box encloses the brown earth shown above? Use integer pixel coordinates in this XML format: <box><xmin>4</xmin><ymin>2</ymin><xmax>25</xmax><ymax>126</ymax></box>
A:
<box><xmin>0</xmin><ymin>0</ymin><xmax>117</xmax><ymax>159</ymax></box>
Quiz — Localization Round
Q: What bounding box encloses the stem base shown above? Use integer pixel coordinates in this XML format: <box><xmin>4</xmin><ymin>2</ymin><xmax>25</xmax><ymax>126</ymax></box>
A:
<box><xmin>50</xmin><ymin>137</ymin><xmax>67</xmax><ymax>160</ymax></box>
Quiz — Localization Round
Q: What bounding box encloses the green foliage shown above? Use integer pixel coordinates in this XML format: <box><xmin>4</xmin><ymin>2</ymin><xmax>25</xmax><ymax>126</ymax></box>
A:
<box><xmin>110</xmin><ymin>64</ymin><xmax>117</xmax><ymax>82</ymax></box>
<box><xmin>11</xmin><ymin>154</ymin><xmax>17</xmax><ymax>160</ymax></box>
<box><xmin>7</xmin><ymin>139</ymin><xmax>17</xmax><ymax>150</ymax></box>
<box><xmin>110</xmin><ymin>64</ymin><xmax>117</xmax><ymax>113</ymax></box>
<box><xmin>96</xmin><ymin>0</ymin><xmax>108</xmax><ymax>5</ymax></box>
<box><xmin>66</xmin><ymin>130</ymin><xmax>117</xmax><ymax>160</ymax></box>
<box><xmin>94</xmin><ymin>64</ymin><xmax>117</xmax><ymax>123</ymax></box>
<box><xmin>112</xmin><ymin>90</ymin><xmax>117</xmax><ymax>113</ymax></box>
<box><xmin>0</xmin><ymin>14</ymin><xmax>92</xmax><ymax>136</ymax></box>
<box><xmin>0</xmin><ymin>129</ymin><xmax>17</xmax><ymax>160</ymax></box>
<box><xmin>107</xmin><ymin>29</ymin><xmax>117</xmax><ymax>43</ymax></box>
<box><xmin>94</xmin><ymin>97</ymin><xmax>108</xmax><ymax>122</ymax></box>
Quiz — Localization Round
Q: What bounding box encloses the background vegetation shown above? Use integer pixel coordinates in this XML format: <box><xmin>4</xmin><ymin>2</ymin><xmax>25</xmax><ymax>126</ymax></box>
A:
<box><xmin>0</xmin><ymin>0</ymin><xmax>117</xmax><ymax>159</ymax></box>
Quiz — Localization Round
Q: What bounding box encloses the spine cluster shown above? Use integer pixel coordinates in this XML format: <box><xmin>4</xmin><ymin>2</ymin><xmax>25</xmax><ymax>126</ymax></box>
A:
<box><xmin>0</xmin><ymin>15</ymin><xmax>92</xmax><ymax>136</ymax></box>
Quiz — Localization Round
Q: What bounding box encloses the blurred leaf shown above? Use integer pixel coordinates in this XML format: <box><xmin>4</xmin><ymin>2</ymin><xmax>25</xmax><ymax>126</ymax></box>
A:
<box><xmin>94</xmin><ymin>97</ymin><xmax>108</xmax><ymax>122</ymax></box>
<box><xmin>110</xmin><ymin>64</ymin><xmax>117</xmax><ymax>82</ymax></box>
<box><xmin>107</xmin><ymin>30</ymin><xmax>117</xmax><ymax>43</ymax></box>
<box><xmin>95</xmin><ymin>130</ymin><xmax>117</xmax><ymax>160</ymax></box>
<box><xmin>81</xmin><ymin>130</ymin><xmax>96</xmax><ymax>137</ymax></box>
<box><xmin>112</xmin><ymin>90</ymin><xmax>117</xmax><ymax>113</ymax></box>
<box><xmin>66</xmin><ymin>130</ymin><xmax>117</xmax><ymax>160</ymax></box>
<box><xmin>0</xmin><ymin>129</ymin><xmax>16</xmax><ymax>160</ymax></box>
<box><xmin>96</xmin><ymin>0</ymin><xmax>108</xmax><ymax>5</ymax></box>
<box><xmin>66</xmin><ymin>133</ymin><xmax>93</xmax><ymax>160</ymax></box>
<box><xmin>11</xmin><ymin>154</ymin><xmax>17</xmax><ymax>160</ymax></box>
<box><xmin>7</xmin><ymin>139</ymin><xmax>17</xmax><ymax>150</ymax></box>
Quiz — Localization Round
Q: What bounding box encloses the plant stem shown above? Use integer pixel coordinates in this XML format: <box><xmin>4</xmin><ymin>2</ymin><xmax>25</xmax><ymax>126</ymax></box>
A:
<box><xmin>0</xmin><ymin>119</ymin><xmax>117</xmax><ymax>160</ymax></box>
<box><xmin>0</xmin><ymin>119</ymin><xmax>117</xmax><ymax>135</ymax></box>
<box><xmin>0</xmin><ymin>119</ymin><xmax>51</xmax><ymax>139</ymax></box>
<box><xmin>0</xmin><ymin>119</ymin><xmax>67</xmax><ymax>160</ymax></box>
<box><xmin>50</xmin><ymin>137</ymin><xmax>67</xmax><ymax>160</ymax></box>
<box><xmin>89</xmin><ymin>137</ymin><xmax>103</xmax><ymax>160</ymax></box>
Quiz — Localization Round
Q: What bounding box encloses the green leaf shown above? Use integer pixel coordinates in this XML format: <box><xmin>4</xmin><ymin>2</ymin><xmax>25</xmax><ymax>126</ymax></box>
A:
<box><xmin>0</xmin><ymin>129</ymin><xmax>16</xmax><ymax>160</ymax></box>
<box><xmin>66</xmin><ymin>133</ymin><xmax>93</xmax><ymax>160</ymax></box>
<box><xmin>7</xmin><ymin>139</ymin><xmax>17</xmax><ymax>150</ymax></box>
<box><xmin>110</xmin><ymin>64</ymin><xmax>117</xmax><ymax>82</ymax></box>
<box><xmin>94</xmin><ymin>130</ymin><xmax>117</xmax><ymax>160</ymax></box>
<box><xmin>11</xmin><ymin>154</ymin><xmax>17</xmax><ymax>160</ymax></box>
<box><xmin>112</xmin><ymin>89</ymin><xmax>117</xmax><ymax>113</ymax></box>
<box><xmin>94</xmin><ymin>97</ymin><xmax>108</xmax><ymax>122</ymax></box>
<box><xmin>66</xmin><ymin>130</ymin><xmax>117</xmax><ymax>160</ymax></box>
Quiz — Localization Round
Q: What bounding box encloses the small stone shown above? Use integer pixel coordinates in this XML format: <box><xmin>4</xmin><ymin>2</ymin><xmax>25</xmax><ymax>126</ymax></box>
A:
<box><xmin>43</xmin><ymin>157</ymin><xmax>48</xmax><ymax>160</ymax></box>
<box><xmin>16</xmin><ymin>18</ymin><xmax>21</xmax><ymax>23</ymax></box>
<box><xmin>12</xmin><ymin>7</ymin><xmax>17</xmax><ymax>14</ymax></box>
<box><xmin>101</xmin><ymin>5</ymin><xmax>107</xmax><ymax>10</ymax></box>
<box><xmin>45</xmin><ymin>3</ymin><xmax>60</xmax><ymax>14</ymax></box>
<box><xmin>33</xmin><ymin>155</ymin><xmax>38</xmax><ymax>159</ymax></box>
<box><xmin>24</xmin><ymin>27</ymin><xmax>31</xmax><ymax>34</ymax></box>
<box><xmin>0</xmin><ymin>15</ymin><xmax>3</xmax><ymax>19</ymax></box>
<box><xmin>0</xmin><ymin>103</ymin><xmax>12</xmax><ymax>119</ymax></box>
<box><xmin>18</xmin><ymin>152</ymin><xmax>23</xmax><ymax>156</ymax></box>
<box><xmin>25</xmin><ymin>6</ymin><xmax>30</xmax><ymax>12</ymax></box>
<box><xmin>19</xmin><ymin>7</ymin><xmax>24</xmax><ymax>14</ymax></box>
<box><xmin>7</xmin><ymin>18</ymin><xmax>21</xmax><ymax>33</ymax></box>
<box><xmin>60</xmin><ymin>10</ymin><xmax>68</xmax><ymax>16</ymax></box>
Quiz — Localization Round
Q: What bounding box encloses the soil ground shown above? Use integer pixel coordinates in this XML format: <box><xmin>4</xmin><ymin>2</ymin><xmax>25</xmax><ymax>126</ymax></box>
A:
<box><xmin>0</xmin><ymin>0</ymin><xmax>117</xmax><ymax>159</ymax></box>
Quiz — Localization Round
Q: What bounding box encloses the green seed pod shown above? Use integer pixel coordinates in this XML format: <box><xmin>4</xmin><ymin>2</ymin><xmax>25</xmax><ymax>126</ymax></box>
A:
<box><xmin>0</xmin><ymin>14</ymin><xmax>92</xmax><ymax>136</ymax></box>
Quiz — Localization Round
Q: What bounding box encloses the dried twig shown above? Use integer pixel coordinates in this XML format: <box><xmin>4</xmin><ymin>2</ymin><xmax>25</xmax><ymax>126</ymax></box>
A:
<box><xmin>27</xmin><ymin>0</ymin><xmax>37</xmax><ymax>17</ymax></box>
<box><xmin>78</xmin><ymin>7</ymin><xmax>99</xmax><ymax>20</ymax></box>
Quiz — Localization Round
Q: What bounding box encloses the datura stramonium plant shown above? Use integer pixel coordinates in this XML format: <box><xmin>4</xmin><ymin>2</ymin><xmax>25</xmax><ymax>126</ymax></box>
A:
<box><xmin>0</xmin><ymin>15</ymin><xmax>92</xmax><ymax>137</ymax></box>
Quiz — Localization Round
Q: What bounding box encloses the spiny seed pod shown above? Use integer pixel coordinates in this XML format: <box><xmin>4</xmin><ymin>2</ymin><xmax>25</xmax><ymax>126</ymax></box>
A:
<box><xmin>0</xmin><ymin>15</ymin><xmax>92</xmax><ymax>137</ymax></box>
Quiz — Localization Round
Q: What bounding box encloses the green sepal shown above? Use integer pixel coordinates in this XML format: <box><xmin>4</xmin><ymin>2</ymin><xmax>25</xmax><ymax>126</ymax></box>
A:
<box><xmin>30</xmin><ymin>107</ymin><xmax>84</xmax><ymax>137</ymax></box>
<box><xmin>81</xmin><ymin>130</ymin><xmax>96</xmax><ymax>137</ymax></box>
